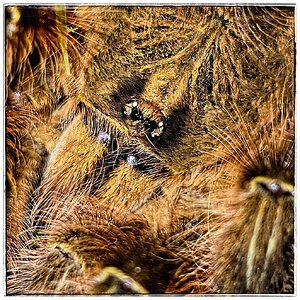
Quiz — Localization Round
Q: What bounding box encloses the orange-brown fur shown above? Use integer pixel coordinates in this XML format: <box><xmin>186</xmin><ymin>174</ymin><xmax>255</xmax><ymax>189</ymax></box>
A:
<box><xmin>5</xmin><ymin>5</ymin><xmax>294</xmax><ymax>294</ymax></box>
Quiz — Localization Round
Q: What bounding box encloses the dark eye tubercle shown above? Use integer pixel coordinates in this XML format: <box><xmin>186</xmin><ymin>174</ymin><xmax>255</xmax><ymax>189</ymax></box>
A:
<box><xmin>122</xmin><ymin>100</ymin><xmax>165</xmax><ymax>139</ymax></box>
<box><xmin>123</xmin><ymin>100</ymin><xmax>142</xmax><ymax>121</ymax></box>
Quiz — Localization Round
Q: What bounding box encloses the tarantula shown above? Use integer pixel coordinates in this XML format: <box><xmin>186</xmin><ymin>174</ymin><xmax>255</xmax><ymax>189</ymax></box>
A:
<box><xmin>5</xmin><ymin>5</ymin><xmax>295</xmax><ymax>295</ymax></box>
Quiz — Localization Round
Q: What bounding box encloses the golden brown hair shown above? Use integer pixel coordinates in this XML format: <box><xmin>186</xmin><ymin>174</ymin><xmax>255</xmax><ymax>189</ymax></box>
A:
<box><xmin>6</xmin><ymin>5</ymin><xmax>295</xmax><ymax>294</ymax></box>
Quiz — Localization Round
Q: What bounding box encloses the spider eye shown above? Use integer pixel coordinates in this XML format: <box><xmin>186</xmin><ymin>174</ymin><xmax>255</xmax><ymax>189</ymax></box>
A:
<box><xmin>123</xmin><ymin>101</ymin><xmax>143</xmax><ymax>121</ymax></box>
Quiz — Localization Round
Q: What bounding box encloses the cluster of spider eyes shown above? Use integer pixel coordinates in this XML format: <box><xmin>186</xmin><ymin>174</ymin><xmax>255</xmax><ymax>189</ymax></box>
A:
<box><xmin>123</xmin><ymin>100</ymin><xmax>164</xmax><ymax>138</ymax></box>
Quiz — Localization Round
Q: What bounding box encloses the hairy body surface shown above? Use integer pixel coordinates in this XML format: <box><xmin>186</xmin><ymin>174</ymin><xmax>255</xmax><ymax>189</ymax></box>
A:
<box><xmin>5</xmin><ymin>5</ymin><xmax>294</xmax><ymax>294</ymax></box>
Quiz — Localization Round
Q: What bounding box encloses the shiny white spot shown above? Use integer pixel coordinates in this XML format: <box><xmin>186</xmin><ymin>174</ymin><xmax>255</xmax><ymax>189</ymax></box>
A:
<box><xmin>7</xmin><ymin>23</ymin><xmax>17</xmax><ymax>38</ymax></box>
<box><xmin>14</xmin><ymin>91</ymin><xmax>22</xmax><ymax>99</ymax></box>
<box><xmin>158</xmin><ymin>121</ymin><xmax>164</xmax><ymax>127</ymax></box>
<box><xmin>196</xmin><ymin>193</ymin><xmax>205</xmax><ymax>199</ymax></box>
<box><xmin>97</xmin><ymin>131</ymin><xmax>111</xmax><ymax>144</ymax></box>
<box><xmin>127</xmin><ymin>155</ymin><xmax>138</xmax><ymax>166</ymax></box>
<box><xmin>269</xmin><ymin>183</ymin><xmax>280</xmax><ymax>193</ymax></box>
<box><xmin>185</xmin><ymin>222</ymin><xmax>194</xmax><ymax>229</ymax></box>
<box><xmin>122</xmin><ymin>280</ymin><xmax>132</xmax><ymax>291</ymax></box>
<box><xmin>132</xmin><ymin>101</ymin><xmax>138</xmax><ymax>107</ymax></box>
